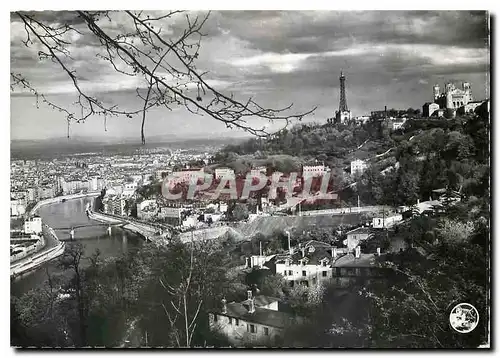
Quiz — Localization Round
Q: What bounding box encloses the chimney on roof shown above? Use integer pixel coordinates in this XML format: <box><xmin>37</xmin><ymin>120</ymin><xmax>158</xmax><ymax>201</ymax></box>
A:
<box><xmin>221</xmin><ymin>298</ymin><xmax>227</xmax><ymax>314</ymax></box>
<box><xmin>249</xmin><ymin>298</ymin><xmax>255</xmax><ymax>313</ymax></box>
<box><xmin>332</xmin><ymin>247</ymin><xmax>338</xmax><ymax>260</ymax></box>
<box><xmin>376</xmin><ymin>247</ymin><xmax>381</xmax><ymax>256</ymax></box>
<box><xmin>301</xmin><ymin>247</ymin><xmax>306</xmax><ymax>258</ymax></box>
<box><xmin>245</xmin><ymin>257</ymin><xmax>249</xmax><ymax>268</ymax></box>
<box><xmin>247</xmin><ymin>289</ymin><xmax>252</xmax><ymax>301</ymax></box>
<box><xmin>355</xmin><ymin>246</ymin><xmax>361</xmax><ymax>259</ymax></box>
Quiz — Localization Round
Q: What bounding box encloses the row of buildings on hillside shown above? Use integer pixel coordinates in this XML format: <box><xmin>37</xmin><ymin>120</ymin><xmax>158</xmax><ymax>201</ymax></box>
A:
<box><xmin>163</xmin><ymin>162</ymin><xmax>366</xmax><ymax>184</ymax></box>
<box><xmin>207</xmin><ymin>223</ymin><xmax>398</xmax><ymax>346</ymax></box>
<box><xmin>103</xmin><ymin>160</ymin><xmax>370</xmax><ymax>224</ymax></box>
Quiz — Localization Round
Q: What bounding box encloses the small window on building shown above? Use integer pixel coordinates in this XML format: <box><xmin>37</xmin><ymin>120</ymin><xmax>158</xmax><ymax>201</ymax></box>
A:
<box><xmin>214</xmin><ymin>314</ymin><xmax>218</xmax><ymax>322</ymax></box>
<box><xmin>229</xmin><ymin>317</ymin><xmax>233</xmax><ymax>325</ymax></box>
<box><xmin>322</xmin><ymin>261</ymin><xmax>327</xmax><ymax>267</ymax></box>
<box><xmin>264</xmin><ymin>327</ymin><xmax>269</xmax><ymax>336</ymax></box>
<box><xmin>289</xmin><ymin>270</ymin><xmax>292</xmax><ymax>275</ymax></box>
<box><xmin>248</xmin><ymin>324</ymin><xmax>256</xmax><ymax>333</ymax></box>
<box><xmin>302</xmin><ymin>270</ymin><xmax>306</xmax><ymax>277</ymax></box>
<box><xmin>322</xmin><ymin>271</ymin><xmax>327</xmax><ymax>277</ymax></box>
<box><xmin>284</xmin><ymin>270</ymin><xmax>287</xmax><ymax>276</ymax></box>
<box><xmin>235</xmin><ymin>318</ymin><xmax>239</xmax><ymax>326</ymax></box>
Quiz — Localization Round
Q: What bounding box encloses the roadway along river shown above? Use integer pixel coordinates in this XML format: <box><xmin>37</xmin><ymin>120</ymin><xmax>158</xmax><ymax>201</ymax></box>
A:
<box><xmin>11</xmin><ymin>197</ymin><xmax>143</xmax><ymax>297</ymax></box>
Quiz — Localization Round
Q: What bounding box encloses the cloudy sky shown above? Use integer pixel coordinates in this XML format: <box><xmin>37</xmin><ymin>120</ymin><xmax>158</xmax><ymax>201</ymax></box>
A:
<box><xmin>10</xmin><ymin>10</ymin><xmax>489</xmax><ymax>141</ymax></box>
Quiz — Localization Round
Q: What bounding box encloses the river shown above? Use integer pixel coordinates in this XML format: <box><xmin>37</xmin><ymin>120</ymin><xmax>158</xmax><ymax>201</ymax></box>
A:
<box><xmin>11</xmin><ymin>197</ymin><xmax>143</xmax><ymax>297</ymax></box>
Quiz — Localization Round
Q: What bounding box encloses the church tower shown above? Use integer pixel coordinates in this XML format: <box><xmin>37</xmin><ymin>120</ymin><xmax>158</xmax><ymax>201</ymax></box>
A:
<box><xmin>433</xmin><ymin>84</ymin><xmax>440</xmax><ymax>101</ymax></box>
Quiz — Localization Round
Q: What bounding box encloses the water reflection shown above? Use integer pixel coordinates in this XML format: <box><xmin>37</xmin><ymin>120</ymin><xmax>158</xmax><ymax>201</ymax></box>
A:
<box><xmin>11</xmin><ymin>197</ymin><xmax>143</xmax><ymax>296</ymax></box>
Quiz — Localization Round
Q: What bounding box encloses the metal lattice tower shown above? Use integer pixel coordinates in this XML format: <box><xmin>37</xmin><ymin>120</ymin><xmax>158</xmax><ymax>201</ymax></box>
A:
<box><xmin>338</xmin><ymin>71</ymin><xmax>348</xmax><ymax>112</ymax></box>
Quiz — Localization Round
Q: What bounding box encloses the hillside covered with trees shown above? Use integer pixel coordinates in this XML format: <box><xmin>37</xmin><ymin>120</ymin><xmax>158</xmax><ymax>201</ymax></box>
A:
<box><xmin>214</xmin><ymin>114</ymin><xmax>489</xmax><ymax>212</ymax></box>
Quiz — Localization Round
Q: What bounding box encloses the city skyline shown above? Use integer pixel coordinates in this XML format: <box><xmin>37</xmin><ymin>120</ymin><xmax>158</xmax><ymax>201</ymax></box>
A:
<box><xmin>11</xmin><ymin>11</ymin><xmax>489</xmax><ymax>141</ymax></box>
<box><xmin>9</xmin><ymin>8</ymin><xmax>491</xmax><ymax>349</ymax></box>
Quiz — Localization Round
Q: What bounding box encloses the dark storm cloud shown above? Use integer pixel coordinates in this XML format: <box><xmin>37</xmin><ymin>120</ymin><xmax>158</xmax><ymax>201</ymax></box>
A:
<box><xmin>10</xmin><ymin>10</ymin><xmax>88</xmax><ymax>26</ymax></box>
<box><xmin>211</xmin><ymin>10</ymin><xmax>488</xmax><ymax>54</ymax></box>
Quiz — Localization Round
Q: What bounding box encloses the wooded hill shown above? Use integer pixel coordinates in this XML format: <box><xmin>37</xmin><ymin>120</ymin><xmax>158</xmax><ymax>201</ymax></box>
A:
<box><xmin>214</xmin><ymin>114</ymin><xmax>490</xmax><ymax>211</ymax></box>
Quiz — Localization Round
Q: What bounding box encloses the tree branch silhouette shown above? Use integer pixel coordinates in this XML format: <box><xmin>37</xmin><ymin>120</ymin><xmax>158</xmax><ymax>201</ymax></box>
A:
<box><xmin>11</xmin><ymin>10</ymin><xmax>315</xmax><ymax>143</ymax></box>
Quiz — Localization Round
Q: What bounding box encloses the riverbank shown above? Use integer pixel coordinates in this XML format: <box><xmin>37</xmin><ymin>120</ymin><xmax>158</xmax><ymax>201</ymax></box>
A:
<box><xmin>10</xmin><ymin>234</ymin><xmax>45</xmax><ymax>263</ymax></box>
<box><xmin>12</xmin><ymin>192</ymin><xmax>100</xmax><ymax>279</ymax></box>
<box><xmin>12</xmin><ymin>197</ymin><xmax>144</xmax><ymax>296</ymax></box>
<box><xmin>10</xmin><ymin>224</ymin><xmax>65</xmax><ymax>279</ymax></box>
<box><xmin>30</xmin><ymin>191</ymin><xmax>101</xmax><ymax>216</ymax></box>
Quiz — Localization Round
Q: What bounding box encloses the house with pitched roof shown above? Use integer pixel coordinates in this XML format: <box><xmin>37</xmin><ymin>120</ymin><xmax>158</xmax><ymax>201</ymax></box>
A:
<box><xmin>331</xmin><ymin>246</ymin><xmax>387</xmax><ymax>287</ymax></box>
<box><xmin>208</xmin><ymin>290</ymin><xmax>298</xmax><ymax>346</ymax></box>
<box><xmin>344</xmin><ymin>227</ymin><xmax>374</xmax><ymax>250</ymax></box>
<box><xmin>274</xmin><ymin>240</ymin><xmax>346</xmax><ymax>287</ymax></box>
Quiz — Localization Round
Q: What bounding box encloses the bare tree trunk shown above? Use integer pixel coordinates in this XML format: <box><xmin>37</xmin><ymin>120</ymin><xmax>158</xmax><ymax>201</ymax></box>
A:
<box><xmin>160</xmin><ymin>241</ymin><xmax>203</xmax><ymax>347</ymax></box>
<box><xmin>184</xmin><ymin>294</ymin><xmax>189</xmax><ymax>347</ymax></box>
<box><xmin>45</xmin><ymin>267</ymin><xmax>54</xmax><ymax>318</ymax></box>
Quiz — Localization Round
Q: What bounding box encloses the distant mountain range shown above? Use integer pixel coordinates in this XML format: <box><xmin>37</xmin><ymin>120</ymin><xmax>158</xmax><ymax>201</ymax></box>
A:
<box><xmin>10</xmin><ymin>135</ymin><xmax>247</xmax><ymax>160</ymax></box>
<box><xmin>12</xmin><ymin>133</ymin><xmax>248</xmax><ymax>146</ymax></box>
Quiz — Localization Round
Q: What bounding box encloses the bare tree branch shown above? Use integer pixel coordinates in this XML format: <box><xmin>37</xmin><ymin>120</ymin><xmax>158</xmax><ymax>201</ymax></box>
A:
<box><xmin>11</xmin><ymin>10</ymin><xmax>315</xmax><ymax>143</ymax></box>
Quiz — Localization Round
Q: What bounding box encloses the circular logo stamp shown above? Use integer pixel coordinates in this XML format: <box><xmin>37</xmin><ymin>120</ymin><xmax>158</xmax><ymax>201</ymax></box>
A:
<box><xmin>449</xmin><ymin>303</ymin><xmax>479</xmax><ymax>333</ymax></box>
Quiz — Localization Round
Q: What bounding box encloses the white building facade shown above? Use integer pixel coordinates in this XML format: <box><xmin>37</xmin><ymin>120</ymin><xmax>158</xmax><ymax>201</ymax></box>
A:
<box><xmin>275</xmin><ymin>241</ymin><xmax>339</xmax><ymax>287</ymax></box>
<box><xmin>24</xmin><ymin>217</ymin><xmax>42</xmax><ymax>234</ymax></box>
<box><xmin>351</xmin><ymin>160</ymin><xmax>368</xmax><ymax>176</ymax></box>
<box><xmin>10</xmin><ymin>199</ymin><xmax>26</xmax><ymax>217</ymax></box>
